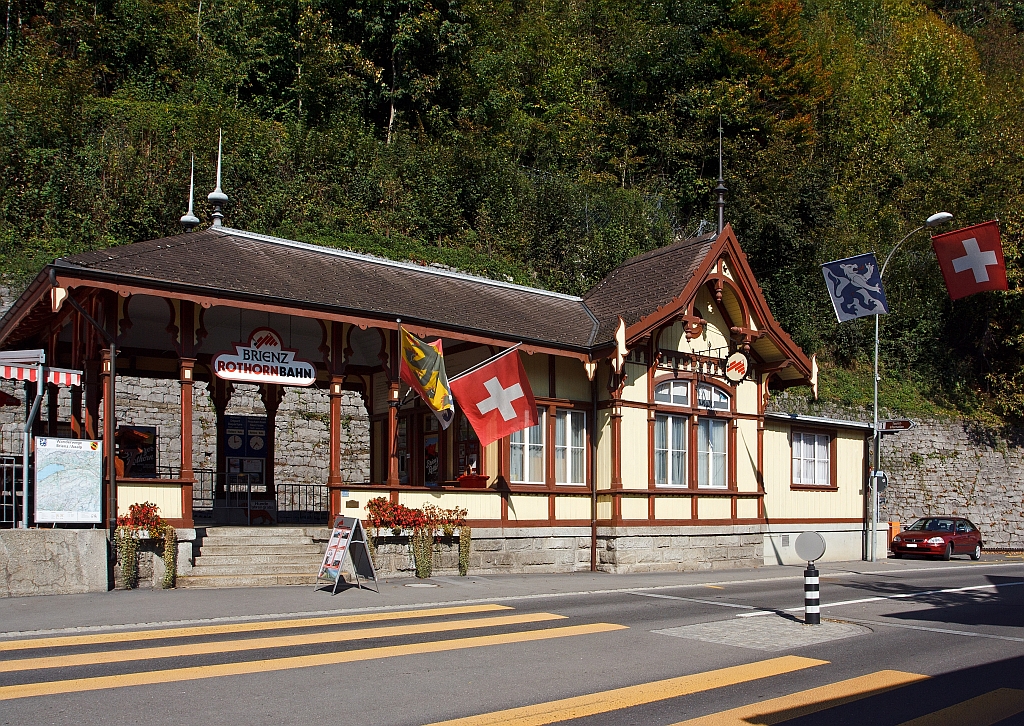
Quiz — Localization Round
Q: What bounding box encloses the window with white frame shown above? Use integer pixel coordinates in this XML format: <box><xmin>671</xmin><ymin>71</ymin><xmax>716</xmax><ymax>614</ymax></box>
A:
<box><xmin>510</xmin><ymin>410</ymin><xmax>545</xmax><ymax>484</ymax></box>
<box><xmin>697</xmin><ymin>383</ymin><xmax>730</xmax><ymax>411</ymax></box>
<box><xmin>555</xmin><ymin>409</ymin><xmax>586</xmax><ymax>485</ymax></box>
<box><xmin>654</xmin><ymin>414</ymin><xmax>688</xmax><ymax>486</ymax></box>
<box><xmin>654</xmin><ymin>380</ymin><xmax>689</xmax><ymax>406</ymax></box>
<box><xmin>697</xmin><ymin>418</ymin><xmax>727</xmax><ymax>488</ymax></box>
<box><xmin>793</xmin><ymin>431</ymin><xmax>830</xmax><ymax>485</ymax></box>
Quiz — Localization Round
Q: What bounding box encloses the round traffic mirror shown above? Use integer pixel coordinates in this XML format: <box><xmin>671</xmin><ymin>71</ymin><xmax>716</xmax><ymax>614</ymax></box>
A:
<box><xmin>795</xmin><ymin>531</ymin><xmax>826</xmax><ymax>562</ymax></box>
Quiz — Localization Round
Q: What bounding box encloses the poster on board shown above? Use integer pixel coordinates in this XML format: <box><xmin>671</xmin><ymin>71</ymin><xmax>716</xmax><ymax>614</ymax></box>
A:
<box><xmin>35</xmin><ymin>437</ymin><xmax>103</xmax><ymax>523</ymax></box>
<box><xmin>315</xmin><ymin>516</ymin><xmax>378</xmax><ymax>594</ymax></box>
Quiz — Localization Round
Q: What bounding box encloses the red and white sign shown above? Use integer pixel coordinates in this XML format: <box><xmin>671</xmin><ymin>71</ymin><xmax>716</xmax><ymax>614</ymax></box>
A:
<box><xmin>724</xmin><ymin>352</ymin><xmax>748</xmax><ymax>382</ymax></box>
<box><xmin>212</xmin><ymin>327</ymin><xmax>316</xmax><ymax>387</ymax></box>
<box><xmin>931</xmin><ymin>221</ymin><xmax>1007</xmax><ymax>300</ymax></box>
<box><xmin>0</xmin><ymin>366</ymin><xmax>81</xmax><ymax>387</ymax></box>
<box><xmin>449</xmin><ymin>350</ymin><xmax>537</xmax><ymax>447</ymax></box>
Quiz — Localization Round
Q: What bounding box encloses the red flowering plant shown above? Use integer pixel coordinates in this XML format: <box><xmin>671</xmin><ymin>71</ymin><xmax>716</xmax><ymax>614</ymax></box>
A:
<box><xmin>365</xmin><ymin>497</ymin><xmax>427</xmax><ymax>536</ymax></box>
<box><xmin>117</xmin><ymin>501</ymin><xmax>167</xmax><ymax>539</ymax></box>
<box><xmin>115</xmin><ymin>501</ymin><xmax>178</xmax><ymax>590</ymax></box>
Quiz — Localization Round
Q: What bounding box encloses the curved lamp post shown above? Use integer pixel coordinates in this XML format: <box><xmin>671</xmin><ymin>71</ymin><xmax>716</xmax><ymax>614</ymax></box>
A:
<box><xmin>870</xmin><ymin>211</ymin><xmax>953</xmax><ymax>562</ymax></box>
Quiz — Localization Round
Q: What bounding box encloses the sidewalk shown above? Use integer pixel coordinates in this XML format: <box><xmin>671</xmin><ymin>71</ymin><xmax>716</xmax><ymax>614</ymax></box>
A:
<box><xmin>2</xmin><ymin>555</ymin><xmax>1020</xmax><ymax>637</ymax></box>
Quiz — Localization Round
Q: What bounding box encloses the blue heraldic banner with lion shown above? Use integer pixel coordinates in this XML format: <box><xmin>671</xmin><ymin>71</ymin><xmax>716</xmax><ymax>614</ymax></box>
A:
<box><xmin>821</xmin><ymin>252</ymin><xmax>890</xmax><ymax>322</ymax></box>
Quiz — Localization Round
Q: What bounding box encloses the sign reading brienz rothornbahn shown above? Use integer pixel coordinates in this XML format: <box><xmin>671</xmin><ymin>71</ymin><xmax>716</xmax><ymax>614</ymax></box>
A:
<box><xmin>879</xmin><ymin>419</ymin><xmax>916</xmax><ymax>432</ymax></box>
<box><xmin>212</xmin><ymin>327</ymin><xmax>316</xmax><ymax>387</ymax></box>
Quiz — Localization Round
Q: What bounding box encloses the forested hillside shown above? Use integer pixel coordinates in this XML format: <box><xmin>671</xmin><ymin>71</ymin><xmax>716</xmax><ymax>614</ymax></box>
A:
<box><xmin>0</xmin><ymin>0</ymin><xmax>1021</xmax><ymax>419</ymax></box>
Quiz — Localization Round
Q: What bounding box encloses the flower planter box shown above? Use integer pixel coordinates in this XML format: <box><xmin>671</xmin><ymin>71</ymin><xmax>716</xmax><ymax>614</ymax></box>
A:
<box><xmin>457</xmin><ymin>474</ymin><xmax>490</xmax><ymax>489</ymax></box>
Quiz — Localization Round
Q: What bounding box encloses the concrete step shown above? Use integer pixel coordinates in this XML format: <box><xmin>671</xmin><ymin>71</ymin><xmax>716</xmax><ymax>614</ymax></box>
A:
<box><xmin>197</xmin><ymin>536</ymin><xmax>315</xmax><ymax>547</ymax></box>
<box><xmin>194</xmin><ymin>554</ymin><xmax>323</xmax><ymax>567</ymax></box>
<box><xmin>177</xmin><ymin>573</ymin><xmax>318</xmax><ymax>588</ymax></box>
<box><xmin>188</xmin><ymin>563</ymin><xmax>320</xmax><ymax>576</ymax></box>
<box><xmin>197</xmin><ymin>544</ymin><xmax>325</xmax><ymax>557</ymax></box>
<box><xmin>203</xmin><ymin>527</ymin><xmax>320</xmax><ymax>537</ymax></box>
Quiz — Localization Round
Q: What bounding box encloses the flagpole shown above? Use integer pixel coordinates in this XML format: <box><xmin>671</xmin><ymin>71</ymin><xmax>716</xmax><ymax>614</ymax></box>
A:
<box><xmin>448</xmin><ymin>343</ymin><xmax>522</xmax><ymax>383</ymax></box>
<box><xmin>869</xmin><ymin>212</ymin><xmax>952</xmax><ymax>562</ymax></box>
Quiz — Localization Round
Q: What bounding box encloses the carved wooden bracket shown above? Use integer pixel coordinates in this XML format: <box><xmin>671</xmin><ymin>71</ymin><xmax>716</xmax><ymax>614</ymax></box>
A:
<box><xmin>729</xmin><ymin>327</ymin><xmax>764</xmax><ymax>353</ymax></box>
<box><xmin>680</xmin><ymin>314</ymin><xmax>706</xmax><ymax>341</ymax></box>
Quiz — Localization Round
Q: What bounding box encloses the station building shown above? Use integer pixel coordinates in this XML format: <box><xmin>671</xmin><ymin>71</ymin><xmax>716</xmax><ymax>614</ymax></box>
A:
<box><xmin>0</xmin><ymin>222</ymin><xmax>876</xmax><ymax>577</ymax></box>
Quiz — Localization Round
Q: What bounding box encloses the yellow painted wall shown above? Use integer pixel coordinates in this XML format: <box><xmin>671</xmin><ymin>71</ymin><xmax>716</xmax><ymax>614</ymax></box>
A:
<box><xmin>117</xmin><ymin>483</ymin><xmax>182</xmax><ymax>519</ymax></box>
<box><xmin>736</xmin><ymin>419</ymin><xmax>759</xmax><ymax>492</ymax></box>
<box><xmin>620</xmin><ymin>407</ymin><xmax>649</xmax><ymax>489</ymax></box>
<box><xmin>484</xmin><ymin>439</ymin><xmax>498</xmax><ymax>483</ymax></box>
<box><xmin>762</xmin><ymin>422</ymin><xmax>866</xmax><ymax>520</ymax></box>
<box><xmin>654</xmin><ymin>496</ymin><xmax>690</xmax><ymax>519</ymax></box>
<box><xmin>620</xmin><ymin>496</ymin><xmax>648</xmax><ymax>519</ymax></box>
<box><xmin>521</xmin><ymin>352</ymin><xmax>550</xmax><ymax>397</ymax></box>
<box><xmin>596</xmin><ymin>409</ymin><xmax>612</xmax><ymax>490</ymax></box>
<box><xmin>697</xmin><ymin>497</ymin><xmax>731</xmax><ymax>519</ymax></box>
<box><xmin>555</xmin><ymin>357</ymin><xmax>591</xmax><ymax>401</ymax></box>
<box><xmin>399</xmin><ymin>490</ymin><xmax>502</xmax><ymax>520</ymax></box>
<box><xmin>508</xmin><ymin>494</ymin><xmax>549</xmax><ymax>520</ymax></box>
<box><xmin>371</xmin><ymin>421</ymin><xmax>382</xmax><ymax>482</ymax></box>
<box><xmin>555</xmin><ymin>496</ymin><xmax>590</xmax><ymax>520</ymax></box>
<box><xmin>736</xmin><ymin>379</ymin><xmax>758</xmax><ymax>415</ymax></box>
<box><xmin>737</xmin><ymin>498</ymin><xmax>759</xmax><ymax>519</ymax></box>
<box><xmin>597</xmin><ymin>496</ymin><xmax>613</xmax><ymax>520</ymax></box>
<box><xmin>445</xmin><ymin>347</ymin><xmax>490</xmax><ymax>377</ymax></box>
<box><xmin>621</xmin><ymin>361</ymin><xmax>648</xmax><ymax>403</ymax></box>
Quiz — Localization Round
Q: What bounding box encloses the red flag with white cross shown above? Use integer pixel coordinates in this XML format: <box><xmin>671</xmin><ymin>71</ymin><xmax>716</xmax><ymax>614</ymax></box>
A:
<box><xmin>449</xmin><ymin>348</ymin><xmax>537</xmax><ymax>447</ymax></box>
<box><xmin>931</xmin><ymin>221</ymin><xmax>1008</xmax><ymax>300</ymax></box>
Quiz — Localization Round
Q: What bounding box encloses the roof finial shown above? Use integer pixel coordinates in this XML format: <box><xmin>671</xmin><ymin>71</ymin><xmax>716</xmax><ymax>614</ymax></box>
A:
<box><xmin>208</xmin><ymin>129</ymin><xmax>228</xmax><ymax>227</ymax></box>
<box><xmin>715</xmin><ymin>113</ymin><xmax>727</xmax><ymax>235</ymax></box>
<box><xmin>180</xmin><ymin>154</ymin><xmax>200</xmax><ymax>231</ymax></box>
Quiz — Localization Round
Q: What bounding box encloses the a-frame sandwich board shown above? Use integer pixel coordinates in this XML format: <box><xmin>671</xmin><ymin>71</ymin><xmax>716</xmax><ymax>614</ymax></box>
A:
<box><xmin>315</xmin><ymin>516</ymin><xmax>379</xmax><ymax>594</ymax></box>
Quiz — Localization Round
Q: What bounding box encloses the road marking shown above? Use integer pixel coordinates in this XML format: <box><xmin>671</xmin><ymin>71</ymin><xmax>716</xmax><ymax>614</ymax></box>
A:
<box><xmin>0</xmin><ymin>623</ymin><xmax>627</xmax><ymax>701</ymax></box>
<box><xmin>736</xmin><ymin>580</ymin><xmax>1024</xmax><ymax>617</ymax></box>
<box><xmin>705</xmin><ymin>585</ymin><xmax>725</xmax><ymax>589</ymax></box>
<box><xmin>423</xmin><ymin>656</ymin><xmax>827</xmax><ymax>726</ymax></box>
<box><xmin>671</xmin><ymin>670</ymin><xmax>928</xmax><ymax>725</ymax></box>
<box><xmin>897</xmin><ymin>688</ymin><xmax>1024</xmax><ymax>726</ymax></box>
<box><xmin>631</xmin><ymin>592</ymin><xmax>757</xmax><ymax>610</ymax></box>
<box><xmin>0</xmin><ymin>604</ymin><xmax>512</xmax><ymax>653</ymax></box>
<box><xmin>837</xmin><ymin>616</ymin><xmax>1024</xmax><ymax>644</ymax></box>
<box><xmin>5</xmin><ymin>562</ymin><xmax>1021</xmax><ymax>640</ymax></box>
<box><xmin>0</xmin><ymin>613</ymin><xmax>565</xmax><ymax>673</ymax></box>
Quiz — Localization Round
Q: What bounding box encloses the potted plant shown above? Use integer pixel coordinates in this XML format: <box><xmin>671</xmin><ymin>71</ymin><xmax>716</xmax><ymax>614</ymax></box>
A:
<box><xmin>115</xmin><ymin>501</ymin><xmax>177</xmax><ymax>589</ymax></box>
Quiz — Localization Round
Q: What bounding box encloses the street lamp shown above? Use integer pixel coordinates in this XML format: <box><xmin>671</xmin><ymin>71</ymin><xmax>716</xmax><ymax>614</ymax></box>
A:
<box><xmin>869</xmin><ymin>211</ymin><xmax>953</xmax><ymax>562</ymax></box>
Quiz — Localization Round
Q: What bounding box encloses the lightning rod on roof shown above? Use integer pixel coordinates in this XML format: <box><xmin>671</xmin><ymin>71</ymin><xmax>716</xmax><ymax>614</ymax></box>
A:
<box><xmin>180</xmin><ymin>154</ymin><xmax>200</xmax><ymax>231</ymax></box>
<box><xmin>715</xmin><ymin>114</ymin><xmax>727</xmax><ymax>235</ymax></box>
<box><xmin>208</xmin><ymin>129</ymin><xmax>229</xmax><ymax>227</ymax></box>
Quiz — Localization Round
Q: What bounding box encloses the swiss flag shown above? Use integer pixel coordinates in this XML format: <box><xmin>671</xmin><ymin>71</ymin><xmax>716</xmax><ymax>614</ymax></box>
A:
<box><xmin>931</xmin><ymin>221</ymin><xmax>1008</xmax><ymax>300</ymax></box>
<box><xmin>449</xmin><ymin>349</ymin><xmax>538</xmax><ymax>447</ymax></box>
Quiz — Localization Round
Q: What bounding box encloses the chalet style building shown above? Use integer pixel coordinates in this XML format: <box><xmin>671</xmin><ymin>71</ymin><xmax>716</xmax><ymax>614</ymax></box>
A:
<box><xmin>0</xmin><ymin>222</ymin><xmax>875</xmax><ymax>578</ymax></box>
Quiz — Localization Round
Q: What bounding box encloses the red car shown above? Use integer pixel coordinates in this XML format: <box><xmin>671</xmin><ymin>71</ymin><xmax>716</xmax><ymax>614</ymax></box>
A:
<box><xmin>891</xmin><ymin>517</ymin><xmax>983</xmax><ymax>561</ymax></box>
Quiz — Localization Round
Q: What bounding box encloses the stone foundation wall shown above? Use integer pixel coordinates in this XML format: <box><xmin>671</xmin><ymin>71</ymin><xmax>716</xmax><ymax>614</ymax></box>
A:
<box><xmin>596</xmin><ymin>526</ymin><xmax>765</xmax><ymax>573</ymax></box>
<box><xmin>769</xmin><ymin>391</ymin><xmax>1024</xmax><ymax>549</ymax></box>
<box><xmin>0</xmin><ymin>529</ymin><xmax>110</xmax><ymax>597</ymax></box>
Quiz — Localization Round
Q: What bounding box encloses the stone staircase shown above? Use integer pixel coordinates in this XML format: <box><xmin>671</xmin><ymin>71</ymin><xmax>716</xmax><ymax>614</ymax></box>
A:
<box><xmin>177</xmin><ymin>527</ymin><xmax>328</xmax><ymax>588</ymax></box>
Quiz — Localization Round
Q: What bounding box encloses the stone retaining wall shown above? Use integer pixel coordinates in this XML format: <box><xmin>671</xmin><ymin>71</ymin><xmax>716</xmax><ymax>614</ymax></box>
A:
<box><xmin>596</xmin><ymin>526</ymin><xmax>765</xmax><ymax>573</ymax></box>
<box><xmin>0</xmin><ymin>529</ymin><xmax>109</xmax><ymax>597</ymax></box>
<box><xmin>769</xmin><ymin>391</ymin><xmax>1024</xmax><ymax>549</ymax></box>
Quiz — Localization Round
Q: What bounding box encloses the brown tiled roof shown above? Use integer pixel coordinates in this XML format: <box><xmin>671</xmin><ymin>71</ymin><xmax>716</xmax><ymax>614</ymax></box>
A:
<box><xmin>582</xmin><ymin>232</ymin><xmax>717</xmax><ymax>343</ymax></box>
<box><xmin>54</xmin><ymin>228</ymin><xmax>601</xmax><ymax>351</ymax></box>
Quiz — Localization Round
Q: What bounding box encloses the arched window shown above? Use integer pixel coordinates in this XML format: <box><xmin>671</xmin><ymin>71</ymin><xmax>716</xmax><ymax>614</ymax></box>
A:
<box><xmin>654</xmin><ymin>380</ymin><xmax>689</xmax><ymax>406</ymax></box>
<box><xmin>697</xmin><ymin>383</ymin><xmax>730</xmax><ymax>411</ymax></box>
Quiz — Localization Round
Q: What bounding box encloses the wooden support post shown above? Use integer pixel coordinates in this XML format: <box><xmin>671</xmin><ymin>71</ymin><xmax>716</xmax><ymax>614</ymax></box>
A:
<box><xmin>84</xmin><ymin>360</ymin><xmax>99</xmax><ymax>440</ymax></box>
<box><xmin>210</xmin><ymin>377</ymin><xmax>233</xmax><ymax>497</ymax></box>
<box><xmin>100</xmin><ymin>348</ymin><xmax>115</xmax><ymax>526</ymax></box>
<box><xmin>179</xmin><ymin>358</ymin><xmax>195</xmax><ymax>527</ymax></box>
<box><xmin>70</xmin><ymin>384</ymin><xmax>83</xmax><ymax>439</ymax></box>
<box><xmin>260</xmin><ymin>384</ymin><xmax>284</xmax><ymax>497</ymax></box>
<box><xmin>46</xmin><ymin>382</ymin><xmax>58</xmax><ymax>437</ymax></box>
<box><xmin>386</xmin><ymin>381</ymin><xmax>400</xmax><ymax>486</ymax></box>
<box><xmin>328</xmin><ymin>376</ymin><xmax>344</xmax><ymax>521</ymax></box>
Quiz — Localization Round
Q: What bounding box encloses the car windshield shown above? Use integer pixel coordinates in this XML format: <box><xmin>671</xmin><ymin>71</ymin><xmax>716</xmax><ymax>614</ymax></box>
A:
<box><xmin>907</xmin><ymin>518</ymin><xmax>957</xmax><ymax>532</ymax></box>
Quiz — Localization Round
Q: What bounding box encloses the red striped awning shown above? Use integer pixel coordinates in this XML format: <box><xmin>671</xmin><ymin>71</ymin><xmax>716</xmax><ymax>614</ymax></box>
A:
<box><xmin>47</xmin><ymin>368</ymin><xmax>82</xmax><ymax>387</ymax></box>
<box><xmin>0</xmin><ymin>366</ymin><xmax>82</xmax><ymax>387</ymax></box>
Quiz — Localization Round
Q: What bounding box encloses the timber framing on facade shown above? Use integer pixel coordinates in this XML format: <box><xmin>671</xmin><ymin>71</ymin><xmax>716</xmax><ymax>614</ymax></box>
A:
<box><xmin>0</xmin><ymin>222</ymin><xmax>874</xmax><ymax>572</ymax></box>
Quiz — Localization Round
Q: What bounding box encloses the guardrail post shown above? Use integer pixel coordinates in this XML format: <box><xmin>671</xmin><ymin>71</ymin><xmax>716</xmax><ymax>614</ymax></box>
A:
<box><xmin>804</xmin><ymin>562</ymin><xmax>820</xmax><ymax>625</ymax></box>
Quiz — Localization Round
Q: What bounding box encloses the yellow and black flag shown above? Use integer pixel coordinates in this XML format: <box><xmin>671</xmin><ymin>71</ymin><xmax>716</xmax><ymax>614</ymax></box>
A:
<box><xmin>398</xmin><ymin>327</ymin><xmax>455</xmax><ymax>429</ymax></box>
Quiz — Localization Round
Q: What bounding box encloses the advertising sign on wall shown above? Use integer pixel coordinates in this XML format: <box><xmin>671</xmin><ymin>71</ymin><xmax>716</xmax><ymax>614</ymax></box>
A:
<box><xmin>212</xmin><ymin>327</ymin><xmax>316</xmax><ymax>387</ymax></box>
<box><xmin>34</xmin><ymin>437</ymin><xmax>103</xmax><ymax>523</ymax></box>
<box><xmin>116</xmin><ymin>425</ymin><xmax>157</xmax><ymax>477</ymax></box>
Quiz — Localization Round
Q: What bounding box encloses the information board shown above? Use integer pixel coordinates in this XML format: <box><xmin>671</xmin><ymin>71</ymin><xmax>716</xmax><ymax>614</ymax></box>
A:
<box><xmin>34</xmin><ymin>437</ymin><xmax>103</xmax><ymax>523</ymax></box>
<box><xmin>316</xmin><ymin>516</ymin><xmax>378</xmax><ymax>594</ymax></box>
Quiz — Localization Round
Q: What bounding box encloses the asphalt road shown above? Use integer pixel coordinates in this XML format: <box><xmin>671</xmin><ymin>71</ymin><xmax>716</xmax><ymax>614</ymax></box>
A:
<box><xmin>2</xmin><ymin>555</ymin><xmax>1023</xmax><ymax>725</ymax></box>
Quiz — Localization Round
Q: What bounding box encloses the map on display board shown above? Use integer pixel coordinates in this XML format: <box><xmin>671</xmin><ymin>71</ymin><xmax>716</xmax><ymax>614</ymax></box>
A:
<box><xmin>34</xmin><ymin>437</ymin><xmax>103</xmax><ymax>523</ymax></box>
<box><xmin>316</xmin><ymin>516</ymin><xmax>377</xmax><ymax>594</ymax></box>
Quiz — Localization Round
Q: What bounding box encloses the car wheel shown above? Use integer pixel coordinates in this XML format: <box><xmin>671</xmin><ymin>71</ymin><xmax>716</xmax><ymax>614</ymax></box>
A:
<box><xmin>942</xmin><ymin>543</ymin><xmax>952</xmax><ymax>561</ymax></box>
<box><xmin>971</xmin><ymin>544</ymin><xmax>981</xmax><ymax>561</ymax></box>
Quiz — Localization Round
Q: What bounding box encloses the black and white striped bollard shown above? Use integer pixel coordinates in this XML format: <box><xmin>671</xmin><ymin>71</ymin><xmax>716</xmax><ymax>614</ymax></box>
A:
<box><xmin>804</xmin><ymin>562</ymin><xmax>820</xmax><ymax>625</ymax></box>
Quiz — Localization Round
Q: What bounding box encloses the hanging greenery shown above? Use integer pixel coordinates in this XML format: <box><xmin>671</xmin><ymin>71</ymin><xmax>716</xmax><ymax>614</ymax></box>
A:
<box><xmin>411</xmin><ymin>528</ymin><xmax>433</xmax><ymax>579</ymax></box>
<box><xmin>458</xmin><ymin>525</ymin><xmax>472</xmax><ymax>577</ymax></box>
<box><xmin>116</xmin><ymin>501</ymin><xmax>177</xmax><ymax>590</ymax></box>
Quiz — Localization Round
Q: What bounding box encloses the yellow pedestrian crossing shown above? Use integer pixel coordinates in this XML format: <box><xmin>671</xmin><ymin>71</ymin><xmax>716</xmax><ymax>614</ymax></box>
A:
<box><xmin>0</xmin><ymin>603</ymin><xmax>512</xmax><ymax>652</ymax></box>
<box><xmin>897</xmin><ymin>688</ymin><xmax>1024</xmax><ymax>726</ymax></box>
<box><xmin>0</xmin><ymin>622</ymin><xmax>626</xmax><ymax>701</ymax></box>
<box><xmin>671</xmin><ymin>670</ymin><xmax>929</xmax><ymax>725</ymax></box>
<box><xmin>425</xmin><ymin>656</ymin><xmax>828</xmax><ymax>726</ymax></box>
<box><xmin>0</xmin><ymin>612</ymin><xmax>566</xmax><ymax>673</ymax></box>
